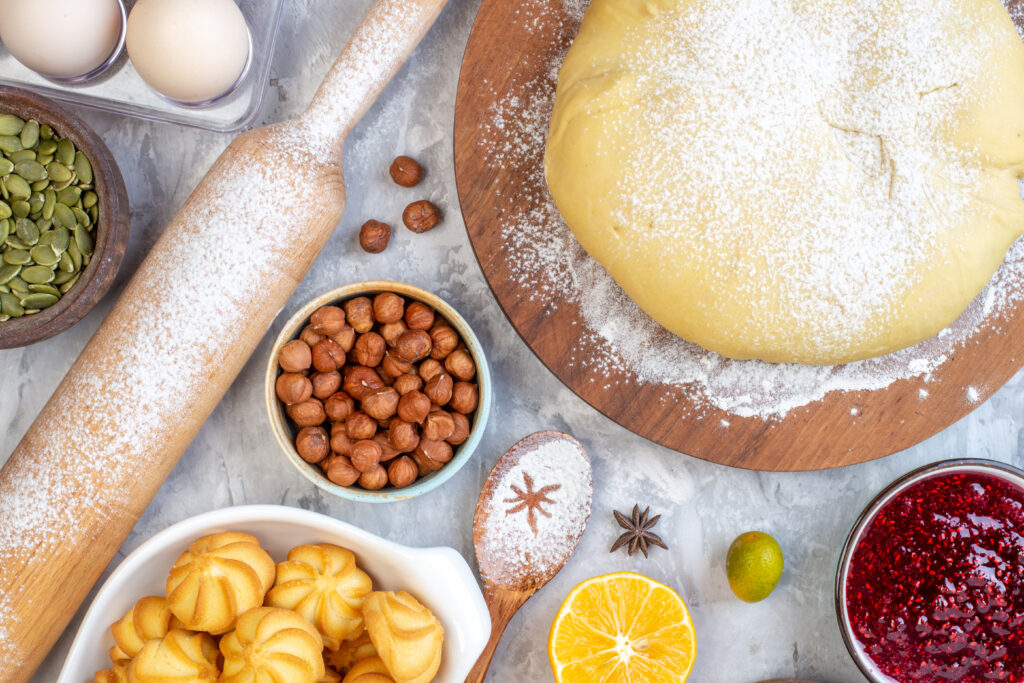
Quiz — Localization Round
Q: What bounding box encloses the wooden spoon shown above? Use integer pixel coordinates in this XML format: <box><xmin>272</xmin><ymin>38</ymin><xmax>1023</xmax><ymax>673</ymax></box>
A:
<box><xmin>467</xmin><ymin>431</ymin><xmax>593</xmax><ymax>682</ymax></box>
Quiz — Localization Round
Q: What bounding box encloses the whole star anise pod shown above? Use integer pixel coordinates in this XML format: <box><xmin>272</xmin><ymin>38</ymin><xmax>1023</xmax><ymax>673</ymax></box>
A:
<box><xmin>610</xmin><ymin>504</ymin><xmax>668</xmax><ymax>558</ymax></box>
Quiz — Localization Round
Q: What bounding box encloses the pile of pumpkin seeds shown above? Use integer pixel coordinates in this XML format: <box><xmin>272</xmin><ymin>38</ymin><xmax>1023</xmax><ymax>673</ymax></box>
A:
<box><xmin>0</xmin><ymin>113</ymin><xmax>98</xmax><ymax>321</ymax></box>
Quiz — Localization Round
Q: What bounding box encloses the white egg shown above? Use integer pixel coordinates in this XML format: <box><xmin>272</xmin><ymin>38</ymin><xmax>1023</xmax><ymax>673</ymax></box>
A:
<box><xmin>126</xmin><ymin>0</ymin><xmax>250</xmax><ymax>104</ymax></box>
<box><xmin>0</xmin><ymin>0</ymin><xmax>123</xmax><ymax>79</ymax></box>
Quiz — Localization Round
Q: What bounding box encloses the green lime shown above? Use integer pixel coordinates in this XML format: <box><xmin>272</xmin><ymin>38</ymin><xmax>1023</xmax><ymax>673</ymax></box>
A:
<box><xmin>726</xmin><ymin>531</ymin><xmax>783</xmax><ymax>602</ymax></box>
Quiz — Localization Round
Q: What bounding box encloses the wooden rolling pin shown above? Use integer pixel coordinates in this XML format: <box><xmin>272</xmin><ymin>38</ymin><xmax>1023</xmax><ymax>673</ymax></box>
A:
<box><xmin>0</xmin><ymin>1</ymin><xmax>447</xmax><ymax>679</ymax></box>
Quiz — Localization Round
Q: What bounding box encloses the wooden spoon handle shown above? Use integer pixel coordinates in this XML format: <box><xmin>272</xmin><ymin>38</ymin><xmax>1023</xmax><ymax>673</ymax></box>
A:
<box><xmin>305</xmin><ymin>0</ymin><xmax>450</xmax><ymax>145</ymax></box>
<box><xmin>465</xmin><ymin>586</ymin><xmax>532</xmax><ymax>683</ymax></box>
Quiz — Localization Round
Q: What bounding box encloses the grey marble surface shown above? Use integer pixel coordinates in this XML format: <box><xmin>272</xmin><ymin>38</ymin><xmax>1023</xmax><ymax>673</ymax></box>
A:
<box><xmin>2</xmin><ymin>1</ymin><xmax>1022</xmax><ymax>681</ymax></box>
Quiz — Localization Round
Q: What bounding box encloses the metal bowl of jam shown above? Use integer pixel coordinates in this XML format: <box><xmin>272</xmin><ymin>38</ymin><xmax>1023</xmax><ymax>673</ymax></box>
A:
<box><xmin>836</xmin><ymin>459</ymin><xmax>1024</xmax><ymax>683</ymax></box>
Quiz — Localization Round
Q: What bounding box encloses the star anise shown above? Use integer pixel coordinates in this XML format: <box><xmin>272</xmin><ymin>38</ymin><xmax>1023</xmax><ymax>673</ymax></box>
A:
<box><xmin>503</xmin><ymin>472</ymin><xmax>561</xmax><ymax>535</ymax></box>
<box><xmin>610</xmin><ymin>504</ymin><xmax>668</xmax><ymax>558</ymax></box>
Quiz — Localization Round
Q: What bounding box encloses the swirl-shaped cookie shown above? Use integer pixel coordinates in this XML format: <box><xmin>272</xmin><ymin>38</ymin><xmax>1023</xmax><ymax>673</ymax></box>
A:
<box><xmin>110</xmin><ymin>596</ymin><xmax>184</xmax><ymax>663</ymax></box>
<box><xmin>325</xmin><ymin>631</ymin><xmax>377</xmax><ymax>674</ymax></box>
<box><xmin>266</xmin><ymin>544</ymin><xmax>373</xmax><ymax>650</ymax></box>
<box><xmin>219</xmin><ymin>607</ymin><xmax>325</xmax><ymax>683</ymax></box>
<box><xmin>127</xmin><ymin>629</ymin><xmax>219</xmax><ymax>682</ymax></box>
<box><xmin>92</xmin><ymin>666</ymin><xmax>128</xmax><ymax>683</ymax></box>
<box><xmin>362</xmin><ymin>592</ymin><xmax>443</xmax><ymax>683</ymax></box>
<box><xmin>165</xmin><ymin>532</ymin><xmax>275</xmax><ymax>634</ymax></box>
<box><xmin>340</xmin><ymin>657</ymin><xmax>393</xmax><ymax>683</ymax></box>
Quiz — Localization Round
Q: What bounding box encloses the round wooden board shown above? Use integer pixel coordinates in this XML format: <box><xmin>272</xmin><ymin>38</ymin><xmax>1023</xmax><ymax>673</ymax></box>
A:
<box><xmin>453</xmin><ymin>0</ymin><xmax>1024</xmax><ymax>472</ymax></box>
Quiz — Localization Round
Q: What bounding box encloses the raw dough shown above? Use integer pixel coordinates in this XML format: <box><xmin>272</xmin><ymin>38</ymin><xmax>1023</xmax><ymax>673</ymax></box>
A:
<box><xmin>545</xmin><ymin>0</ymin><xmax>1024</xmax><ymax>364</ymax></box>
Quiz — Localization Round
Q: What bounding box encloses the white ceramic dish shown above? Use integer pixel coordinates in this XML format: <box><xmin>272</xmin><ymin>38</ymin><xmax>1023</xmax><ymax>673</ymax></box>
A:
<box><xmin>58</xmin><ymin>505</ymin><xmax>490</xmax><ymax>682</ymax></box>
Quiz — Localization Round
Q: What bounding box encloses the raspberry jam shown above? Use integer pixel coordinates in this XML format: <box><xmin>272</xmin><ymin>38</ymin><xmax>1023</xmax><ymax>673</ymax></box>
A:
<box><xmin>845</xmin><ymin>470</ymin><xmax>1024</xmax><ymax>682</ymax></box>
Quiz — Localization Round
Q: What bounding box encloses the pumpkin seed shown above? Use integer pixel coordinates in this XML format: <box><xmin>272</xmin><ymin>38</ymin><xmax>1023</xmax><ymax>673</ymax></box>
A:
<box><xmin>0</xmin><ymin>219</ymin><xmax>8</xmax><ymax>243</ymax></box>
<box><xmin>35</xmin><ymin>153</ymin><xmax>52</xmax><ymax>166</ymax></box>
<box><xmin>52</xmin><ymin>269</ymin><xmax>75</xmax><ymax>285</ymax></box>
<box><xmin>58</xmin><ymin>273</ymin><xmax>80</xmax><ymax>293</ymax></box>
<box><xmin>7</xmin><ymin>149</ymin><xmax>34</xmax><ymax>164</ymax></box>
<box><xmin>14</xmin><ymin>160</ymin><xmax>46</xmax><ymax>182</ymax></box>
<box><xmin>52</xmin><ymin>203</ymin><xmax>75</xmax><ymax>228</ymax></box>
<box><xmin>15</xmin><ymin>218</ymin><xmax>38</xmax><ymax>244</ymax></box>
<box><xmin>82</xmin><ymin>191</ymin><xmax>97</xmax><ymax>209</ymax></box>
<box><xmin>0</xmin><ymin>202</ymin><xmax>10</xmax><ymax>220</ymax></box>
<box><xmin>36</xmin><ymin>139</ymin><xmax>56</xmax><ymax>156</ymax></box>
<box><xmin>10</xmin><ymin>200</ymin><xmax>29</xmax><ymax>218</ymax></box>
<box><xmin>36</xmin><ymin>230</ymin><xmax>54</xmax><ymax>247</ymax></box>
<box><xmin>2</xmin><ymin>248</ymin><xmax>30</xmax><ymax>265</ymax></box>
<box><xmin>39</xmin><ymin>124</ymin><xmax>53</xmax><ymax>140</ymax></box>
<box><xmin>59</xmin><ymin>250</ymin><xmax>74</xmax><ymax>273</ymax></box>
<box><xmin>56</xmin><ymin>138</ymin><xmax>75</xmax><ymax>166</ymax></box>
<box><xmin>35</xmin><ymin>217</ymin><xmax>51</xmax><ymax>232</ymax></box>
<box><xmin>0</xmin><ymin>313</ymin><xmax>8</xmax><ymax>322</ymax></box>
<box><xmin>73</xmin><ymin>151</ymin><xmax>92</xmax><ymax>184</ymax></box>
<box><xmin>56</xmin><ymin>186</ymin><xmax>80</xmax><ymax>206</ymax></box>
<box><xmin>28</xmin><ymin>192</ymin><xmax>43</xmax><ymax>215</ymax></box>
<box><xmin>46</xmin><ymin>162</ymin><xmax>72</xmax><ymax>184</ymax></box>
<box><xmin>0</xmin><ymin>263</ymin><xmax>19</xmax><ymax>284</ymax></box>
<box><xmin>74</xmin><ymin>226</ymin><xmax>93</xmax><ymax>255</ymax></box>
<box><xmin>30</xmin><ymin>179</ymin><xmax>48</xmax><ymax>192</ymax></box>
<box><xmin>4</xmin><ymin>174</ymin><xmax>29</xmax><ymax>200</ymax></box>
<box><xmin>89</xmin><ymin>206</ymin><xmax>98</xmax><ymax>223</ymax></box>
<box><xmin>1</xmin><ymin>291</ymin><xmax>24</xmax><ymax>316</ymax></box>
<box><xmin>7</xmin><ymin>276</ymin><xmax>27</xmax><ymax>294</ymax></box>
<box><xmin>0</xmin><ymin>115</ymin><xmax>24</xmax><ymax>137</ymax></box>
<box><xmin>28</xmin><ymin>283</ymin><xmax>59</xmax><ymax>296</ymax></box>
<box><xmin>20</xmin><ymin>292</ymin><xmax>57</xmax><ymax>309</ymax></box>
<box><xmin>29</xmin><ymin>245</ymin><xmax>59</xmax><ymax>267</ymax></box>
<box><xmin>5</xmin><ymin>235</ymin><xmax>27</xmax><ymax>250</ymax></box>
<box><xmin>52</xmin><ymin>226</ymin><xmax>69</xmax><ymax>252</ymax></box>
<box><xmin>0</xmin><ymin>159</ymin><xmax>13</xmax><ymax>176</ymax></box>
<box><xmin>72</xmin><ymin>207</ymin><xmax>90</xmax><ymax>227</ymax></box>
<box><xmin>0</xmin><ymin>135</ymin><xmax>22</xmax><ymax>155</ymax></box>
<box><xmin>21</xmin><ymin>265</ymin><xmax>54</xmax><ymax>284</ymax></box>
<box><xmin>41</xmin><ymin>189</ymin><xmax>55</xmax><ymax>219</ymax></box>
<box><xmin>19</xmin><ymin>120</ymin><xmax>38</xmax><ymax>149</ymax></box>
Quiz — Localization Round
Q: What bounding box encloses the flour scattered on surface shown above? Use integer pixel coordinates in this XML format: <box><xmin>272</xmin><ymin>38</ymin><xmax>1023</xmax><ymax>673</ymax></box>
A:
<box><xmin>967</xmin><ymin>386</ymin><xmax>981</xmax><ymax>402</ymax></box>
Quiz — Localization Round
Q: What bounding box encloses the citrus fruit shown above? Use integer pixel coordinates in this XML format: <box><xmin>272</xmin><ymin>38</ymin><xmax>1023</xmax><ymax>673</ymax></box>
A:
<box><xmin>726</xmin><ymin>531</ymin><xmax>784</xmax><ymax>602</ymax></box>
<box><xmin>548</xmin><ymin>571</ymin><xmax>697</xmax><ymax>682</ymax></box>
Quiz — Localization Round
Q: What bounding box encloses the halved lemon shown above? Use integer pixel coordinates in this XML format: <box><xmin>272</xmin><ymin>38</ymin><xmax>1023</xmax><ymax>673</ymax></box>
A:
<box><xmin>548</xmin><ymin>572</ymin><xmax>697</xmax><ymax>682</ymax></box>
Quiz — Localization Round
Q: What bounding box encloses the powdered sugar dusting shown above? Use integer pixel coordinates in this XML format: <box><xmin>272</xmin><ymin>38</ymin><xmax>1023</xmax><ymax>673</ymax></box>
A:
<box><xmin>476</xmin><ymin>434</ymin><xmax>592</xmax><ymax>590</ymax></box>
<box><xmin>480</xmin><ymin>0</ymin><xmax>1024</xmax><ymax>419</ymax></box>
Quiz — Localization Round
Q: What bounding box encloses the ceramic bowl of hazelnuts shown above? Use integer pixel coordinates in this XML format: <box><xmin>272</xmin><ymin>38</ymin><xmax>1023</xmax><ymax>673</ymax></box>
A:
<box><xmin>265</xmin><ymin>281</ymin><xmax>491</xmax><ymax>502</ymax></box>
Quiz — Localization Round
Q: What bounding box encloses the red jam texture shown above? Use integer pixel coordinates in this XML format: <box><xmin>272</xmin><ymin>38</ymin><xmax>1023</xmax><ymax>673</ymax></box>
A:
<box><xmin>846</xmin><ymin>471</ymin><xmax>1024</xmax><ymax>682</ymax></box>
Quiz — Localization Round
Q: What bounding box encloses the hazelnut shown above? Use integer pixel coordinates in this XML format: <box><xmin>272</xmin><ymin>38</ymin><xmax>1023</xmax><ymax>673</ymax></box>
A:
<box><xmin>310</xmin><ymin>306</ymin><xmax>348</xmax><ymax>336</ymax></box>
<box><xmin>424</xmin><ymin>372</ymin><xmax>454</xmax><ymax>405</ymax></box>
<box><xmin>404</xmin><ymin>302</ymin><xmax>435</xmax><ymax>330</ymax></box>
<box><xmin>345</xmin><ymin>411</ymin><xmax>378</xmax><ymax>441</ymax></box>
<box><xmin>429</xmin><ymin>325</ymin><xmax>459</xmax><ymax>360</ymax></box>
<box><xmin>278</xmin><ymin>339</ymin><xmax>312</xmax><ymax>373</ymax></box>
<box><xmin>411</xmin><ymin>450</ymin><xmax>443</xmax><ymax>476</ymax></box>
<box><xmin>330</xmin><ymin>422</ymin><xmax>353</xmax><ymax>456</ymax></box>
<box><xmin>393</xmin><ymin>373</ymin><xmax>423</xmax><ymax>395</ymax></box>
<box><xmin>448</xmin><ymin>412</ymin><xmax>471</xmax><ymax>445</ymax></box>
<box><xmin>388</xmin><ymin>456</ymin><xmax>418</xmax><ymax>488</ymax></box>
<box><xmin>300</xmin><ymin>325</ymin><xmax>325</xmax><ymax>348</ymax></box>
<box><xmin>388</xmin><ymin>419</ymin><xmax>420</xmax><ymax>453</ymax></box>
<box><xmin>276</xmin><ymin>373</ymin><xmax>313</xmax><ymax>405</ymax></box>
<box><xmin>287</xmin><ymin>398</ymin><xmax>326</xmax><ymax>427</ymax></box>
<box><xmin>312</xmin><ymin>339</ymin><xmax>347</xmax><ymax>373</ymax></box>
<box><xmin>310</xmin><ymin>371</ymin><xmax>342</xmax><ymax>400</ymax></box>
<box><xmin>445</xmin><ymin>348</ymin><xmax>476</xmax><ymax>381</ymax></box>
<box><xmin>376</xmin><ymin>415</ymin><xmax>394</xmax><ymax>430</ymax></box>
<box><xmin>343</xmin><ymin>366</ymin><xmax>384</xmax><ymax>400</ymax></box>
<box><xmin>324</xmin><ymin>455</ymin><xmax>360</xmax><ymax>487</ymax></box>
<box><xmin>372</xmin><ymin>432</ymin><xmax>401</xmax><ymax>462</ymax></box>
<box><xmin>403</xmin><ymin>200</ymin><xmax>441</xmax><ymax>233</ymax></box>
<box><xmin>373</xmin><ymin>292</ymin><xmax>405</xmax><ymax>324</ymax></box>
<box><xmin>295</xmin><ymin>426</ymin><xmax>330</xmax><ymax>464</ymax></box>
<box><xmin>362</xmin><ymin>386</ymin><xmax>400</xmax><ymax>421</ymax></box>
<box><xmin>450</xmin><ymin>381</ymin><xmax>479</xmax><ymax>414</ymax></box>
<box><xmin>358</xmin><ymin>465</ymin><xmax>389</xmax><ymax>491</ymax></box>
<box><xmin>359</xmin><ymin>220</ymin><xmax>391</xmax><ymax>254</ymax></box>
<box><xmin>379</xmin><ymin>352</ymin><xmax>413</xmax><ymax>379</ymax></box>
<box><xmin>423</xmin><ymin>410</ymin><xmax>455</xmax><ymax>441</ymax></box>
<box><xmin>395</xmin><ymin>329</ymin><xmax>432</xmax><ymax>362</ymax></box>
<box><xmin>397</xmin><ymin>390</ymin><xmax>431</xmax><ymax>424</ymax></box>
<box><xmin>380</xmin><ymin>321</ymin><xmax>408</xmax><ymax>347</ymax></box>
<box><xmin>324</xmin><ymin>391</ymin><xmax>356</xmax><ymax>422</ymax></box>
<box><xmin>389</xmin><ymin>156</ymin><xmax>423</xmax><ymax>187</ymax></box>
<box><xmin>344</xmin><ymin>297</ymin><xmax>375</xmax><ymax>333</ymax></box>
<box><xmin>355</xmin><ymin>332</ymin><xmax>387</xmax><ymax>367</ymax></box>
<box><xmin>330</xmin><ymin>324</ymin><xmax>356</xmax><ymax>353</ymax></box>
<box><xmin>418</xmin><ymin>358</ymin><xmax>444</xmax><ymax>382</ymax></box>
<box><xmin>415</xmin><ymin>439</ymin><xmax>453</xmax><ymax>465</ymax></box>
<box><xmin>350</xmin><ymin>439</ymin><xmax>383</xmax><ymax>473</ymax></box>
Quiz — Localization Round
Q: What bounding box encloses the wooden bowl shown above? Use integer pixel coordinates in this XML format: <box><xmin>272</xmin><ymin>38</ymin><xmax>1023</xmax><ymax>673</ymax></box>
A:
<box><xmin>0</xmin><ymin>85</ymin><xmax>129</xmax><ymax>349</ymax></box>
<box><xmin>264</xmin><ymin>281</ymin><xmax>493</xmax><ymax>503</ymax></box>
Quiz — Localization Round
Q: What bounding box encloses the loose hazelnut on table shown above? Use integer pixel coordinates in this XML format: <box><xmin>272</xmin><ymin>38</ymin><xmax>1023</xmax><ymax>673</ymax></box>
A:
<box><xmin>330</xmin><ymin>324</ymin><xmax>356</xmax><ymax>353</ymax></box>
<box><xmin>395</xmin><ymin>329</ymin><xmax>432</xmax><ymax>363</ymax></box>
<box><xmin>429</xmin><ymin>325</ymin><xmax>459</xmax><ymax>360</ymax></box>
<box><xmin>300</xmin><ymin>325</ymin><xmax>325</xmax><ymax>348</ymax></box>
<box><xmin>354</xmin><ymin>332</ymin><xmax>387</xmax><ymax>367</ymax></box>
<box><xmin>448</xmin><ymin>412</ymin><xmax>471</xmax><ymax>445</ymax></box>
<box><xmin>380</xmin><ymin>321</ymin><xmax>407</xmax><ymax>347</ymax></box>
<box><xmin>343</xmin><ymin>365</ymin><xmax>384</xmax><ymax>400</ymax></box>
<box><xmin>379</xmin><ymin>351</ymin><xmax>413</xmax><ymax>380</ymax></box>
<box><xmin>276</xmin><ymin>373</ymin><xmax>313</xmax><ymax>405</ymax></box>
<box><xmin>344</xmin><ymin>296</ymin><xmax>375</xmax><ymax>333</ymax></box>
<box><xmin>324</xmin><ymin>455</ymin><xmax>360</xmax><ymax>487</ymax></box>
<box><xmin>424</xmin><ymin>372</ymin><xmax>453</xmax><ymax>406</ymax></box>
<box><xmin>445</xmin><ymin>348</ymin><xmax>476</xmax><ymax>381</ymax></box>
<box><xmin>388</xmin><ymin>456</ymin><xmax>418</xmax><ymax>488</ymax></box>
<box><xmin>287</xmin><ymin>398</ymin><xmax>326</xmax><ymax>428</ymax></box>
<box><xmin>324</xmin><ymin>391</ymin><xmax>356</xmax><ymax>422</ymax></box>
<box><xmin>359</xmin><ymin>465</ymin><xmax>389</xmax><ymax>490</ymax></box>
<box><xmin>373</xmin><ymin>292</ymin><xmax>405</xmax><ymax>324</ymax></box>
<box><xmin>393</xmin><ymin>373</ymin><xmax>423</xmax><ymax>395</ymax></box>
<box><xmin>450</xmin><ymin>382</ymin><xmax>479</xmax><ymax>415</ymax></box>
<box><xmin>404</xmin><ymin>301</ymin><xmax>435</xmax><ymax>330</ymax></box>
<box><xmin>418</xmin><ymin>358</ymin><xmax>443</xmax><ymax>382</ymax></box>
<box><xmin>362</xmin><ymin>386</ymin><xmax>400</xmax><ymax>421</ymax></box>
<box><xmin>278</xmin><ymin>339</ymin><xmax>312</xmax><ymax>373</ymax></box>
<box><xmin>330</xmin><ymin>422</ymin><xmax>353</xmax><ymax>456</ymax></box>
<box><xmin>397</xmin><ymin>390</ymin><xmax>431</xmax><ymax>424</ymax></box>
<box><xmin>388</xmin><ymin>419</ymin><xmax>420</xmax><ymax>453</ymax></box>
<box><xmin>423</xmin><ymin>409</ymin><xmax>455</xmax><ymax>442</ymax></box>
<box><xmin>312</xmin><ymin>339</ymin><xmax>347</xmax><ymax>373</ymax></box>
<box><xmin>389</xmin><ymin>155</ymin><xmax>423</xmax><ymax>187</ymax></box>
<box><xmin>310</xmin><ymin>306</ymin><xmax>348</xmax><ymax>336</ymax></box>
<box><xmin>310</xmin><ymin>371</ymin><xmax>342</xmax><ymax>400</ymax></box>
<box><xmin>359</xmin><ymin>220</ymin><xmax>391</xmax><ymax>254</ymax></box>
<box><xmin>403</xmin><ymin>200</ymin><xmax>441</xmax><ymax>234</ymax></box>
<box><xmin>295</xmin><ymin>426</ymin><xmax>330</xmax><ymax>464</ymax></box>
<box><xmin>346</xmin><ymin>410</ymin><xmax>378</xmax><ymax>441</ymax></box>
<box><xmin>350</xmin><ymin>439</ymin><xmax>383</xmax><ymax>473</ymax></box>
